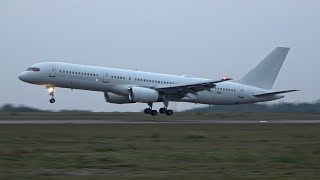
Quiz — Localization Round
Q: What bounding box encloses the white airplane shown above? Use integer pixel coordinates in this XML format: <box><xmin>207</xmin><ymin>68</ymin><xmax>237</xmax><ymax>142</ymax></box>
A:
<box><xmin>19</xmin><ymin>47</ymin><xmax>297</xmax><ymax>116</ymax></box>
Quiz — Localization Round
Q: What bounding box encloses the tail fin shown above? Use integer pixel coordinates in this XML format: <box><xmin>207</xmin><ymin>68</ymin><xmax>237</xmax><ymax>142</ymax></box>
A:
<box><xmin>238</xmin><ymin>47</ymin><xmax>290</xmax><ymax>89</ymax></box>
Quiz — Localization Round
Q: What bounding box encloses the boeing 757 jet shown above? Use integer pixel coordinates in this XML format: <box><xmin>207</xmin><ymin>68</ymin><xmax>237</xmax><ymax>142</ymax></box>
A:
<box><xmin>19</xmin><ymin>47</ymin><xmax>297</xmax><ymax>116</ymax></box>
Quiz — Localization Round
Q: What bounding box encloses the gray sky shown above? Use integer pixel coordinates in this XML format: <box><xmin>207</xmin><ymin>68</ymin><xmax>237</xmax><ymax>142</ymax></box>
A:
<box><xmin>0</xmin><ymin>0</ymin><xmax>319</xmax><ymax>112</ymax></box>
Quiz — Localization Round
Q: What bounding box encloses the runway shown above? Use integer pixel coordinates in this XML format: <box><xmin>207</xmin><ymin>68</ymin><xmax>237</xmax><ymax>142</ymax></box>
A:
<box><xmin>0</xmin><ymin>120</ymin><xmax>320</xmax><ymax>124</ymax></box>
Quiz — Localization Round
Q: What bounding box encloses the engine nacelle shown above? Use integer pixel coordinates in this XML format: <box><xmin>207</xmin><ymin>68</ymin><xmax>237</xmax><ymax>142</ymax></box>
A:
<box><xmin>104</xmin><ymin>92</ymin><xmax>133</xmax><ymax>104</ymax></box>
<box><xmin>128</xmin><ymin>87</ymin><xmax>163</xmax><ymax>103</ymax></box>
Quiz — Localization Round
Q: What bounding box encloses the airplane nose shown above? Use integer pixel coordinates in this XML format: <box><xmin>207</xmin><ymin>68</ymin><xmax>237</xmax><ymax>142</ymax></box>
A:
<box><xmin>18</xmin><ymin>72</ymin><xmax>27</xmax><ymax>82</ymax></box>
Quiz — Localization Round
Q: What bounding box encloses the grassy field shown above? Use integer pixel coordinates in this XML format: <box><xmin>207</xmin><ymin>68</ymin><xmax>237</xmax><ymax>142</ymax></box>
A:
<box><xmin>1</xmin><ymin>112</ymin><xmax>320</xmax><ymax>120</ymax></box>
<box><xmin>0</xmin><ymin>124</ymin><xmax>320</xmax><ymax>179</ymax></box>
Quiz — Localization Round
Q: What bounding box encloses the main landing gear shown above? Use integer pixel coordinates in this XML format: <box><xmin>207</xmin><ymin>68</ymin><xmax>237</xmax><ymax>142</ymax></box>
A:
<box><xmin>46</xmin><ymin>85</ymin><xmax>56</xmax><ymax>103</ymax></box>
<box><xmin>144</xmin><ymin>102</ymin><xmax>174</xmax><ymax>116</ymax></box>
<box><xmin>144</xmin><ymin>103</ymin><xmax>158</xmax><ymax>116</ymax></box>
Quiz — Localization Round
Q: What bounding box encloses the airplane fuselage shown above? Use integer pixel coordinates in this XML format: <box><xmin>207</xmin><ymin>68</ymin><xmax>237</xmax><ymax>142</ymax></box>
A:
<box><xmin>19</xmin><ymin>62</ymin><xmax>282</xmax><ymax>106</ymax></box>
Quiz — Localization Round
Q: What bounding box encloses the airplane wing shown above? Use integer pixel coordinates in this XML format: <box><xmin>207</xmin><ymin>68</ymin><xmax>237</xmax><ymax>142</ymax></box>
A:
<box><xmin>253</xmin><ymin>90</ymin><xmax>298</xmax><ymax>97</ymax></box>
<box><xmin>154</xmin><ymin>78</ymin><xmax>232</xmax><ymax>95</ymax></box>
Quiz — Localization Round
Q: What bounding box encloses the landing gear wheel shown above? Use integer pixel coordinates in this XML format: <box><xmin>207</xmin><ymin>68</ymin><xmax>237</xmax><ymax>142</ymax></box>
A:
<box><xmin>151</xmin><ymin>110</ymin><xmax>158</xmax><ymax>116</ymax></box>
<box><xmin>144</xmin><ymin>108</ymin><xmax>152</xmax><ymax>114</ymax></box>
<box><xmin>166</xmin><ymin>110</ymin><xmax>173</xmax><ymax>116</ymax></box>
<box><xmin>49</xmin><ymin>98</ymin><xmax>56</xmax><ymax>103</ymax></box>
<box><xmin>159</xmin><ymin>108</ymin><xmax>167</xmax><ymax>114</ymax></box>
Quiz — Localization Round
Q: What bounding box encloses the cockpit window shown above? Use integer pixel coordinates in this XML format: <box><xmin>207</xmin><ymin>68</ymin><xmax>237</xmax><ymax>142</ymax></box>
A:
<box><xmin>26</xmin><ymin>67</ymin><xmax>40</xmax><ymax>72</ymax></box>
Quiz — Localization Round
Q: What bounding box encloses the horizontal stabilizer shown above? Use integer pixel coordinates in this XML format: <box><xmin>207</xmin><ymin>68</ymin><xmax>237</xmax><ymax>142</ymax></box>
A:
<box><xmin>254</xmin><ymin>90</ymin><xmax>298</xmax><ymax>98</ymax></box>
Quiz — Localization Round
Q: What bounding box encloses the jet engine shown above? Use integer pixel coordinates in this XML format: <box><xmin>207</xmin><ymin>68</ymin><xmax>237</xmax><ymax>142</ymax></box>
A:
<box><xmin>128</xmin><ymin>87</ymin><xmax>163</xmax><ymax>103</ymax></box>
<box><xmin>104</xmin><ymin>92</ymin><xmax>133</xmax><ymax>104</ymax></box>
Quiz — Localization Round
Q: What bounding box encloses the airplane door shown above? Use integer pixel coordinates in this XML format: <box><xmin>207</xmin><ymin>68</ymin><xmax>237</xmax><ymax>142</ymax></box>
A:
<box><xmin>49</xmin><ymin>64</ymin><xmax>56</xmax><ymax>77</ymax></box>
<box><xmin>239</xmin><ymin>88</ymin><xmax>244</xmax><ymax>98</ymax></box>
<box><xmin>103</xmin><ymin>72</ymin><xmax>109</xmax><ymax>83</ymax></box>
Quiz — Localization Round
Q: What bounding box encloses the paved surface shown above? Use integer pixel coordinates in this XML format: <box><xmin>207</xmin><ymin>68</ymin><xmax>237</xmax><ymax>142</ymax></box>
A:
<box><xmin>0</xmin><ymin>120</ymin><xmax>320</xmax><ymax>124</ymax></box>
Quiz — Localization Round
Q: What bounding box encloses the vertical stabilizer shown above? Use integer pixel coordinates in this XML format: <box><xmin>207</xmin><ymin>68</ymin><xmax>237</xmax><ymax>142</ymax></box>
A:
<box><xmin>238</xmin><ymin>47</ymin><xmax>290</xmax><ymax>89</ymax></box>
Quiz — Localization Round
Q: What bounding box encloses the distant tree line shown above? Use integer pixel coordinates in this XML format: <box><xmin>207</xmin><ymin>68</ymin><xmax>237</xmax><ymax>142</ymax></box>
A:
<box><xmin>0</xmin><ymin>104</ymin><xmax>91</xmax><ymax>113</ymax></box>
<box><xmin>188</xmin><ymin>101</ymin><xmax>320</xmax><ymax>113</ymax></box>
<box><xmin>1</xmin><ymin>102</ymin><xmax>320</xmax><ymax>113</ymax></box>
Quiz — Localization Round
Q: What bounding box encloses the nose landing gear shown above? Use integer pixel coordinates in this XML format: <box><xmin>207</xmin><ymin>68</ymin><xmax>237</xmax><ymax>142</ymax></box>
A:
<box><xmin>46</xmin><ymin>85</ymin><xmax>56</xmax><ymax>103</ymax></box>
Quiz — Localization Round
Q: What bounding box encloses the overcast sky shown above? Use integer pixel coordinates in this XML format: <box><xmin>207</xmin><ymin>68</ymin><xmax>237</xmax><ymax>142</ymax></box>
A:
<box><xmin>0</xmin><ymin>0</ymin><xmax>319</xmax><ymax>112</ymax></box>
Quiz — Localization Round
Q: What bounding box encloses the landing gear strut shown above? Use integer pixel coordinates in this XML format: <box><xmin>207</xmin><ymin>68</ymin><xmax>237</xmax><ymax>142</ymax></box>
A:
<box><xmin>46</xmin><ymin>85</ymin><xmax>56</xmax><ymax>103</ymax></box>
